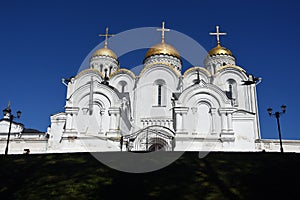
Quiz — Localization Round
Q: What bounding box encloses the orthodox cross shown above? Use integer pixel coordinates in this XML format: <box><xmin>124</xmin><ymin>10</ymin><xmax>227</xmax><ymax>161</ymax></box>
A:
<box><xmin>7</xmin><ymin>100</ymin><xmax>11</xmax><ymax>110</ymax></box>
<box><xmin>157</xmin><ymin>21</ymin><xmax>170</xmax><ymax>43</ymax></box>
<box><xmin>209</xmin><ymin>25</ymin><xmax>227</xmax><ymax>45</ymax></box>
<box><xmin>99</xmin><ymin>27</ymin><xmax>115</xmax><ymax>48</ymax></box>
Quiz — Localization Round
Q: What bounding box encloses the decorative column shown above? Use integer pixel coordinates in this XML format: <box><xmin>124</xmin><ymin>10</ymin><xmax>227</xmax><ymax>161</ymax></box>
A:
<box><xmin>115</xmin><ymin>110</ymin><xmax>120</xmax><ymax>130</ymax></box>
<box><xmin>219</xmin><ymin>108</ymin><xmax>235</xmax><ymax>142</ymax></box>
<box><xmin>109</xmin><ymin>111</ymin><xmax>116</xmax><ymax>130</ymax></box>
<box><xmin>174</xmin><ymin>107</ymin><xmax>189</xmax><ymax>135</ymax></box>
<box><xmin>250</xmin><ymin>84</ymin><xmax>256</xmax><ymax>113</ymax></box>
<box><xmin>65</xmin><ymin>113</ymin><xmax>72</xmax><ymax>130</ymax></box>
<box><xmin>99</xmin><ymin>109</ymin><xmax>104</xmax><ymax>133</ymax></box>
<box><xmin>227</xmin><ymin>112</ymin><xmax>233</xmax><ymax>132</ymax></box>
<box><xmin>108</xmin><ymin>107</ymin><xmax>121</xmax><ymax>138</ymax></box>
<box><xmin>210</xmin><ymin>108</ymin><xmax>217</xmax><ymax>135</ymax></box>
<box><xmin>64</xmin><ymin>107</ymin><xmax>79</xmax><ymax>136</ymax></box>
<box><xmin>219</xmin><ymin>109</ymin><xmax>228</xmax><ymax>133</ymax></box>
<box><xmin>88</xmin><ymin>76</ymin><xmax>94</xmax><ymax>115</ymax></box>
<box><xmin>176</xmin><ymin>113</ymin><xmax>183</xmax><ymax>130</ymax></box>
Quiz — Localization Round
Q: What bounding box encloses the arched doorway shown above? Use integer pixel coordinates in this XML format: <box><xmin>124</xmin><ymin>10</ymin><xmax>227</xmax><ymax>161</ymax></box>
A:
<box><xmin>148</xmin><ymin>143</ymin><xmax>165</xmax><ymax>151</ymax></box>
<box><xmin>147</xmin><ymin>137</ymin><xmax>168</xmax><ymax>151</ymax></box>
<box><xmin>125</xmin><ymin>125</ymin><xmax>175</xmax><ymax>151</ymax></box>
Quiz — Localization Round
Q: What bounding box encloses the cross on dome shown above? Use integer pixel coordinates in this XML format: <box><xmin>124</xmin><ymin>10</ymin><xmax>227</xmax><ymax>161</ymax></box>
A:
<box><xmin>99</xmin><ymin>27</ymin><xmax>115</xmax><ymax>48</ymax></box>
<box><xmin>7</xmin><ymin>100</ymin><xmax>10</xmax><ymax>110</ymax></box>
<box><xmin>157</xmin><ymin>21</ymin><xmax>170</xmax><ymax>43</ymax></box>
<box><xmin>144</xmin><ymin>21</ymin><xmax>180</xmax><ymax>61</ymax></box>
<box><xmin>209</xmin><ymin>25</ymin><xmax>227</xmax><ymax>45</ymax></box>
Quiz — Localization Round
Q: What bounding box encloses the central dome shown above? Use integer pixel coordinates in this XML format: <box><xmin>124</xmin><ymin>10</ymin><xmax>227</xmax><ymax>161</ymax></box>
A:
<box><xmin>208</xmin><ymin>44</ymin><xmax>233</xmax><ymax>56</ymax></box>
<box><xmin>145</xmin><ymin>42</ymin><xmax>180</xmax><ymax>60</ymax></box>
<box><xmin>92</xmin><ymin>47</ymin><xmax>118</xmax><ymax>60</ymax></box>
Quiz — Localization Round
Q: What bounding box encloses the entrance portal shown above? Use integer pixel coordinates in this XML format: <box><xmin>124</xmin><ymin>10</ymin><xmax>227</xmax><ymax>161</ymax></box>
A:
<box><xmin>148</xmin><ymin>143</ymin><xmax>165</xmax><ymax>151</ymax></box>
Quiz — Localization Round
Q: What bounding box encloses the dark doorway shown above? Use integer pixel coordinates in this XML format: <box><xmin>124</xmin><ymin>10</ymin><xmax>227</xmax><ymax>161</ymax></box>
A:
<box><xmin>148</xmin><ymin>143</ymin><xmax>165</xmax><ymax>151</ymax></box>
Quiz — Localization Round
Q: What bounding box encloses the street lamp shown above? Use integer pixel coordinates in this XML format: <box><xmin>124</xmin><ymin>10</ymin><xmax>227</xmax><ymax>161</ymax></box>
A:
<box><xmin>2</xmin><ymin>104</ymin><xmax>21</xmax><ymax>155</ymax></box>
<box><xmin>267</xmin><ymin>105</ymin><xmax>286</xmax><ymax>153</ymax></box>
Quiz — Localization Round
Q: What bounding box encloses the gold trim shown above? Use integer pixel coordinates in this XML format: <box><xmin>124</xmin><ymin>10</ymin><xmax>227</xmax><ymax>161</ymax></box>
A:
<box><xmin>75</xmin><ymin>68</ymin><xmax>104</xmax><ymax>79</ymax></box>
<box><xmin>109</xmin><ymin>68</ymin><xmax>136</xmax><ymax>79</ymax></box>
<box><xmin>183</xmin><ymin>66</ymin><xmax>211</xmax><ymax>77</ymax></box>
<box><xmin>216</xmin><ymin>64</ymin><xmax>246</xmax><ymax>73</ymax></box>
<box><xmin>139</xmin><ymin>62</ymin><xmax>181</xmax><ymax>77</ymax></box>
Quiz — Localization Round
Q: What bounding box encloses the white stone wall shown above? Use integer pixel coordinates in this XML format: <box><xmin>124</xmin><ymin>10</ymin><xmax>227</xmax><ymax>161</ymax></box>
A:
<box><xmin>256</xmin><ymin>139</ymin><xmax>300</xmax><ymax>153</ymax></box>
<box><xmin>0</xmin><ymin>140</ymin><xmax>48</xmax><ymax>154</ymax></box>
<box><xmin>133</xmin><ymin>64</ymin><xmax>180</xmax><ymax>132</ymax></box>
<box><xmin>44</xmin><ymin>59</ymin><xmax>263</xmax><ymax>152</ymax></box>
<box><xmin>0</xmin><ymin>120</ymin><xmax>23</xmax><ymax>135</ymax></box>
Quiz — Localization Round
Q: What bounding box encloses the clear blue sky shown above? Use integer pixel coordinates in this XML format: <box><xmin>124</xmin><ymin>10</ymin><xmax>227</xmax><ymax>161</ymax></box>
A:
<box><xmin>0</xmin><ymin>0</ymin><xmax>299</xmax><ymax>139</ymax></box>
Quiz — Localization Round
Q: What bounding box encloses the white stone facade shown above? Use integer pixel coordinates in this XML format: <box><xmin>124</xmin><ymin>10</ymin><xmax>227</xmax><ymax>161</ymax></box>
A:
<box><xmin>45</xmin><ymin>35</ymin><xmax>264</xmax><ymax>152</ymax></box>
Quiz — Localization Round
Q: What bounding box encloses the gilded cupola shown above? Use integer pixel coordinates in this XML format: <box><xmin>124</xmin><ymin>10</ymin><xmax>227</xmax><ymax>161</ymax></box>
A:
<box><xmin>143</xmin><ymin>21</ymin><xmax>182</xmax><ymax>72</ymax></box>
<box><xmin>90</xmin><ymin>27</ymin><xmax>119</xmax><ymax>77</ymax></box>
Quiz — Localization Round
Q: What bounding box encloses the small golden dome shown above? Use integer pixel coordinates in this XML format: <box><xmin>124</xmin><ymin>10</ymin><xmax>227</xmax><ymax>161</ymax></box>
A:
<box><xmin>208</xmin><ymin>44</ymin><xmax>233</xmax><ymax>56</ymax></box>
<box><xmin>92</xmin><ymin>47</ymin><xmax>118</xmax><ymax>60</ymax></box>
<box><xmin>145</xmin><ymin>42</ymin><xmax>180</xmax><ymax>59</ymax></box>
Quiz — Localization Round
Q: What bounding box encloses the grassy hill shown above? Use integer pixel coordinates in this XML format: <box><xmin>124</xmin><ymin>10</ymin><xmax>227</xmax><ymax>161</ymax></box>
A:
<box><xmin>0</xmin><ymin>152</ymin><xmax>299</xmax><ymax>200</ymax></box>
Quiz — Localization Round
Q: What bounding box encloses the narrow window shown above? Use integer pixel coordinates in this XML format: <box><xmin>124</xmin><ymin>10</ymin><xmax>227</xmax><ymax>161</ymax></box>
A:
<box><xmin>227</xmin><ymin>79</ymin><xmax>238</xmax><ymax>106</ymax></box>
<box><xmin>158</xmin><ymin>85</ymin><xmax>162</xmax><ymax>106</ymax></box>
<box><xmin>154</xmin><ymin>79</ymin><xmax>166</xmax><ymax>107</ymax></box>
<box><xmin>228</xmin><ymin>84</ymin><xmax>233</xmax><ymax>99</ymax></box>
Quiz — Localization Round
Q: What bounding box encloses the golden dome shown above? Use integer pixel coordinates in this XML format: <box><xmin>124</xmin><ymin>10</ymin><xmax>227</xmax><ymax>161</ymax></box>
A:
<box><xmin>145</xmin><ymin>42</ymin><xmax>180</xmax><ymax>59</ymax></box>
<box><xmin>92</xmin><ymin>47</ymin><xmax>118</xmax><ymax>60</ymax></box>
<box><xmin>208</xmin><ymin>44</ymin><xmax>233</xmax><ymax>56</ymax></box>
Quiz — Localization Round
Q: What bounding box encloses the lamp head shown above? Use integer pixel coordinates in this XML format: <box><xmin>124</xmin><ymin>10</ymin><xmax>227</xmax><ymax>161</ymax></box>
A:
<box><xmin>281</xmin><ymin>105</ymin><xmax>287</xmax><ymax>113</ymax></box>
<box><xmin>16</xmin><ymin>110</ymin><xmax>21</xmax><ymax>118</ymax></box>
<box><xmin>267</xmin><ymin>108</ymin><xmax>273</xmax><ymax>116</ymax></box>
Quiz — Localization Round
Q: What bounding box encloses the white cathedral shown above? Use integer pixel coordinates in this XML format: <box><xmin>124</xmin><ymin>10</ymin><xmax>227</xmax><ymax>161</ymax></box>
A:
<box><xmin>1</xmin><ymin>23</ymin><xmax>300</xmax><ymax>154</ymax></box>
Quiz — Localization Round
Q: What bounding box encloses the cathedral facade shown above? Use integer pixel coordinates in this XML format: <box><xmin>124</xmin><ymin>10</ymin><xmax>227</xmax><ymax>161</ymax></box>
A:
<box><xmin>47</xmin><ymin>24</ymin><xmax>261</xmax><ymax>152</ymax></box>
<box><xmin>2</xmin><ymin>23</ymin><xmax>300</xmax><ymax>154</ymax></box>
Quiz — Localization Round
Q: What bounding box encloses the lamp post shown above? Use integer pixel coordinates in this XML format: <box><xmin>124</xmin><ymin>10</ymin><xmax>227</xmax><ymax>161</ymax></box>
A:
<box><xmin>3</xmin><ymin>104</ymin><xmax>21</xmax><ymax>155</ymax></box>
<box><xmin>267</xmin><ymin>105</ymin><xmax>286</xmax><ymax>153</ymax></box>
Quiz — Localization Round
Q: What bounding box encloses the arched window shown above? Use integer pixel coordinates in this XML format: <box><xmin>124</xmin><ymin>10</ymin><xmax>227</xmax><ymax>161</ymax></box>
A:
<box><xmin>227</xmin><ymin>79</ymin><xmax>238</xmax><ymax>106</ymax></box>
<box><xmin>154</xmin><ymin>79</ymin><xmax>166</xmax><ymax>106</ymax></box>
<box><xmin>157</xmin><ymin>85</ymin><xmax>162</xmax><ymax>106</ymax></box>
<box><xmin>118</xmin><ymin>81</ymin><xmax>127</xmax><ymax>93</ymax></box>
<box><xmin>228</xmin><ymin>84</ymin><xmax>233</xmax><ymax>99</ymax></box>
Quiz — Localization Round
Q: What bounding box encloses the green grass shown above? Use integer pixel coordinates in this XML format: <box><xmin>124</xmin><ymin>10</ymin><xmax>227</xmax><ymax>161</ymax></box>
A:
<box><xmin>0</xmin><ymin>152</ymin><xmax>299</xmax><ymax>200</ymax></box>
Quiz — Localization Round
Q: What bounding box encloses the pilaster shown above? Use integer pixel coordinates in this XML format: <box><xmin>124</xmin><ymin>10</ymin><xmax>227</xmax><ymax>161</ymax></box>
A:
<box><xmin>64</xmin><ymin>107</ymin><xmax>79</xmax><ymax>136</ymax></box>
<box><xmin>107</xmin><ymin>107</ymin><xmax>121</xmax><ymax>138</ymax></box>
<box><xmin>174</xmin><ymin>107</ymin><xmax>189</xmax><ymax>135</ymax></box>
<box><xmin>218</xmin><ymin>108</ymin><xmax>236</xmax><ymax>142</ymax></box>
<box><xmin>210</xmin><ymin>108</ymin><xmax>217</xmax><ymax>135</ymax></box>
